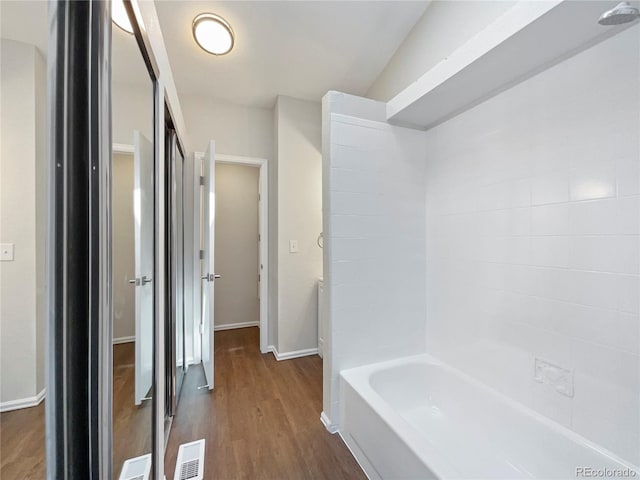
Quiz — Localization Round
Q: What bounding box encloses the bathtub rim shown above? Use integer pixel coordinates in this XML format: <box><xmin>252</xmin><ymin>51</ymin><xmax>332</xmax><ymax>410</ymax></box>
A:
<box><xmin>339</xmin><ymin>352</ymin><xmax>640</xmax><ymax>478</ymax></box>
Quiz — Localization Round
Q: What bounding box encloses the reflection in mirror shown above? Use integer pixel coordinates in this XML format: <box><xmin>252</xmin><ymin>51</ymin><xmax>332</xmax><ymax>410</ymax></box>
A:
<box><xmin>166</xmin><ymin>126</ymin><xmax>186</xmax><ymax>420</ymax></box>
<box><xmin>0</xmin><ymin>1</ymin><xmax>48</xmax><ymax>477</ymax></box>
<box><xmin>174</xmin><ymin>139</ymin><xmax>187</xmax><ymax>405</ymax></box>
<box><xmin>111</xmin><ymin>8</ymin><xmax>154</xmax><ymax>479</ymax></box>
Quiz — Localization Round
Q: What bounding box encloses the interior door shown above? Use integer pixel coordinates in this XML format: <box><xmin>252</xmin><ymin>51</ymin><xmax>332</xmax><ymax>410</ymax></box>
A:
<box><xmin>193</xmin><ymin>154</ymin><xmax>202</xmax><ymax>364</ymax></box>
<box><xmin>133</xmin><ymin>131</ymin><xmax>154</xmax><ymax>405</ymax></box>
<box><xmin>201</xmin><ymin>140</ymin><xmax>216</xmax><ymax>390</ymax></box>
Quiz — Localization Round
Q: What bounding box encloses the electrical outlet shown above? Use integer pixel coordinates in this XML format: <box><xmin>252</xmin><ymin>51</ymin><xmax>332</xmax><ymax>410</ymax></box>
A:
<box><xmin>0</xmin><ymin>243</ymin><xmax>14</xmax><ymax>261</ymax></box>
<box><xmin>289</xmin><ymin>240</ymin><xmax>299</xmax><ymax>253</ymax></box>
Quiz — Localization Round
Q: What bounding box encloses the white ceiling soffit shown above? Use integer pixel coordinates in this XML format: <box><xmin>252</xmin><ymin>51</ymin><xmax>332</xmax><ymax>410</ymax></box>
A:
<box><xmin>0</xmin><ymin>0</ymin><xmax>151</xmax><ymax>88</ymax></box>
<box><xmin>155</xmin><ymin>1</ymin><xmax>430</xmax><ymax>108</ymax></box>
<box><xmin>387</xmin><ymin>0</ymin><xmax>640</xmax><ymax>130</ymax></box>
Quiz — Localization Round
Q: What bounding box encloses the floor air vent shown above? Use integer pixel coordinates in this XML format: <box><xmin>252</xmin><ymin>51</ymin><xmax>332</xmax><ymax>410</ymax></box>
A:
<box><xmin>118</xmin><ymin>453</ymin><xmax>151</xmax><ymax>480</ymax></box>
<box><xmin>174</xmin><ymin>439</ymin><xmax>206</xmax><ymax>480</ymax></box>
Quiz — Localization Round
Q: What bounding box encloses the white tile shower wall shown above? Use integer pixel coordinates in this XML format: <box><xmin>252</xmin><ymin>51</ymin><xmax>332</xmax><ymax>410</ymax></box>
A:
<box><xmin>323</xmin><ymin>92</ymin><xmax>427</xmax><ymax>427</ymax></box>
<box><xmin>424</xmin><ymin>26</ymin><xmax>640</xmax><ymax>466</ymax></box>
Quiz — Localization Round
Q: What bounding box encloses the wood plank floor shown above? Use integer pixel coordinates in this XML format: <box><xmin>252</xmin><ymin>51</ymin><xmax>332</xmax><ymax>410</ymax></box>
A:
<box><xmin>0</xmin><ymin>399</ymin><xmax>45</xmax><ymax>479</ymax></box>
<box><xmin>0</xmin><ymin>328</ymin><xmax>365</xmax><ymax>479</ymax></box>
<box><xmin>112</xmin><ymin>342</ymin><xmax>153</xmax><ymax>476</ymax></box>
<box><xmin>165</xmin><ymin>327</ymin><xmax>365</xmax><ymax>480</ymax></box>
<box><xmin>0</xmin><ymin>343</ymin><xmax>151</xmax><ymax>480</ymax></box>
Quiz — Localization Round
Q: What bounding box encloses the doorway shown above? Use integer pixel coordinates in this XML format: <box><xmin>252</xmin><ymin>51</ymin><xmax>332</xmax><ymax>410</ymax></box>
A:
<box><xmin>194</xmin><ymin>154</ymin><xmax>269</xmax><ymax>360</ymax></box>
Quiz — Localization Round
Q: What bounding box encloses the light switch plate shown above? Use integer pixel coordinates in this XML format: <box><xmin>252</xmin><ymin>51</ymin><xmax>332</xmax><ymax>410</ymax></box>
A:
<box><xmin>289</xmin><ymin>240</ymin><xmax>299</xmax><ymax>253</ymax></box>
<box><xmin>0</xmin><ymin>243</ymin><xmax>14</xmax><ymax>261</ymax></box>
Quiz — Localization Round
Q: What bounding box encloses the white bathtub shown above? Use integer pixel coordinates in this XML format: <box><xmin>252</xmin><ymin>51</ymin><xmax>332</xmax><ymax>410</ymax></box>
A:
<box><xmin>340</xmin><ymin>354</ymin><xmax>640</xmax><ymax>480</ymax></box>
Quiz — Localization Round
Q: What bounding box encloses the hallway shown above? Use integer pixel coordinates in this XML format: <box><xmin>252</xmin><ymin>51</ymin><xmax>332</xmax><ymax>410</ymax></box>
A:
<box><xmin>165</xmin><ymin>327</ymin><xmax>364</xmax><ymax>479</ymax></box>
<box><xmin>1</xmin><ymin>328</ymin><xmax>364</xmax><ymax>479</ymax></box>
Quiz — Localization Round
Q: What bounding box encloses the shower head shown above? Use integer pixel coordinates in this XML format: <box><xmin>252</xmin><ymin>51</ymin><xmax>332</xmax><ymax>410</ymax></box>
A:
<box><xmin>598</xmin><ymin>1</ymin><xmax>640</xmax><ymax>25</ymax></box>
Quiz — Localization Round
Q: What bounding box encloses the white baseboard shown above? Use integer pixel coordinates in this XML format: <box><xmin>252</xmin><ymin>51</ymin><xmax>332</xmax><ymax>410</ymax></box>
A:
<box><xmin>267</xmin><ymin>345</ymin><xmax>319</xmax><ymax>361</ymax></box>
<box><xmin>113</xmin><ymin>335</ymin><xmax>135</xmax><ymax>345</ymax></box>
<box><xmin>1</xmin><ymin>388</ymin><xmax>46</xmax><ymax>413</ymax></box>
<box><xmin>214</xmin><ymin>321</ymin><xmax>259</xmax><ymax>331</ymax></box>
<box><xmin>320</xmin><ymin>411</ymin><xmax>339</xmax><ymax>434</ymax></box>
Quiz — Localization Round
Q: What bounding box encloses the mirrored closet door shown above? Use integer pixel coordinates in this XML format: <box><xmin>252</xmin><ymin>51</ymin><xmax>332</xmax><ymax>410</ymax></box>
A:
<box><xmin>111</xmin><ymin>4</ymin><xmax>156</xmax><ymax>478</ymax></box>
<box><xmin>166</xmin><ymin>119</ymin><xmax>187</xmax><ymax>421</ymax></box>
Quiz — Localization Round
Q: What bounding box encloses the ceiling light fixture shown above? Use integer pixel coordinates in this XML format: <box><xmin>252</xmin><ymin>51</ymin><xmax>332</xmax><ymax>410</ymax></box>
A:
<box><xmin>192</xmin><ymin>13</ymin><xmax>235</xmax><ymax>56</ymax></box>
<box><xmin>112</xmin><ymin>0</ymin><xmax>134</xmax><ymax>34</ymax></box>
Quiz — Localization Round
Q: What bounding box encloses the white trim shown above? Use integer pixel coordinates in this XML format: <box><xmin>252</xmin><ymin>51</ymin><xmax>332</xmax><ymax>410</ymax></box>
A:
<box><xmin>198</xmin><ymin>152</ymin><xmax>270</xmax><ymax>355</ymax></box>
<box><xmin>130</xmin><ymin>3</ymin><xmax>189</xmax><ymax>477</ymax></box>
<box><xmin>192</xmin><ymin>154</ymin><xmax>202</xmax><ymax>365</ymax></box>
<box><xmin>257</xmin><ymin>161</ymin><xmax>269</xmax><ymax>354</ymax></box>
<box><xmin>113</xmin><ymin>335</ymin><xmax>135</xmax><ymax>345</ymax></box>
<box><xmin>216</xmin><ymin>154</ymin><xmax>263</xmax><ymax>167</ymax></box>
<box><xmin>134</xmin><ymin>0</ymin><xmax>191</xmax><ymax>152</ymax></box>
<box><xmin>320</xmin><ymin>411</ymin><xmax>339</xmax><ymax>434</ymax></box>
<box><xmin>152</xmin><ymin>76</ymin><xmax>167</xmax><ymax>479</ymax></box>
<box><xmin>214</xmin><ymin>321</ymin><xmax>258</xmax><ymax>331</ymax></box>
<box><xmin>1</xmin><ymin>388</ymin><xmax>46</xmax><ymax>413</ymax></box>
<box><xmin>267</xmin><ymin>345</ymin><xmax>319</xmax><ymax>361</ymax></box>
<box><xmin>112</xmin><ymin>143</ymin><xmax>134</xmax><ymax>154</ymax></box>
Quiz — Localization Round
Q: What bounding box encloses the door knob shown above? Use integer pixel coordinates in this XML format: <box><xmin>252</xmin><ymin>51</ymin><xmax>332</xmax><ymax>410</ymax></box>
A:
<box><xmin>201</xmin><ymin>273</ymin><xmax>221</xmax><ymax>282</ymax></box>
<box><xmin>141</xmin><ymin>276</ymin><xmax>152</xmax><ymax>285</ymax></box>
<box><xmin>128</xmin><ymin>278</ymin><xmax>140</xmax><ymax>286</ymax></box>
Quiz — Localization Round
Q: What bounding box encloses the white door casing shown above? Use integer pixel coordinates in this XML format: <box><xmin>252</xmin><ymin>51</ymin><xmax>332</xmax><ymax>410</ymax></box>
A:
<box><xmin>201</xmin><ymin>140</ymin><xmax>216</xmax><ymax>390</ymax></box>
<box><xmin>192</xmin><ymin>154</ymin><xmax>202</xmax><ymax>364</ymax></box>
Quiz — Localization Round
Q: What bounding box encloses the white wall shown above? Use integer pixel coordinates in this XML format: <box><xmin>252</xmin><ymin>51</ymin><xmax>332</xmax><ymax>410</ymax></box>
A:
<box><xmin>0</xmin><ymin>39</ymin><xmax>46</xmax><ymax>406</ymax></box>
<box><xmin>322</xmin><ymin>91</ymin><xmax>427</xmax><ymax>427</ymax></box>
<box><xmin>214</xmin><ymin>163</ymin><xmax>260</xmax><ymax>328</ymax></box>
<box><xmin>274</xmin><ymin>96</ymin><xmax>323</xmax><ymax>354</ymax></box>
<box><xmin>112</xmin><ymin>153</ymin><xmax>135</xmax><ymax>341</ymax></box>
<box><xmin>366</xmin><ymin>0</ymin><xmax>516</xmax><ymax>102</ymax></box>
<box><xmin>34</xmin><ymin>35</ymin><xmax>46</xmax><ymax>394</ymax></box>
<box><xmin>110</xmin><ymin>81</ymin><xmax>153</xmax><ymax>347</ymax></box>
<box><xmin>181</xmin><ymin>93</ymin><xmax>278</xmax><ymax>348</ymax></box>
<box><xmin>423</xmin><ymin>26</ymin><xmax>640</xmax><ymax>465</ymax></box>
<box><xmin>112</xmin><ymin>82</ymin><xmax>153</xmax><ymax>146</ymax></box>
<box><xmin>179</xmin><ymin>93</ymin><xmax>323</xmax><ymax>357</ymax></box>
<box><xmin>180</xmin><ymin>94</ymin><xmax>273</xmax><ymax>159</ymax></box>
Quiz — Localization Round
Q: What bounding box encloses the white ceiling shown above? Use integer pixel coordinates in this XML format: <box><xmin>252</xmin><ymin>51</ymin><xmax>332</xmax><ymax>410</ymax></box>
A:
<box><xmin>1</xmin><ymin>1</ymin><xmax>429</xmax><ymax>108</ymax></box>
<box><xmin>155</xmin><ymin>1</ymin><xmax>430</xmax><ymax>107</ymax></box>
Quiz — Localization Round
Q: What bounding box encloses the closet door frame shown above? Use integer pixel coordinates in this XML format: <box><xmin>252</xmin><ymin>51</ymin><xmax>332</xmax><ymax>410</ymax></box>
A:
<box><xmin>46</xmin><ymin>2</ymin><xmax>112</xmax><ymax>478</ymax></box>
